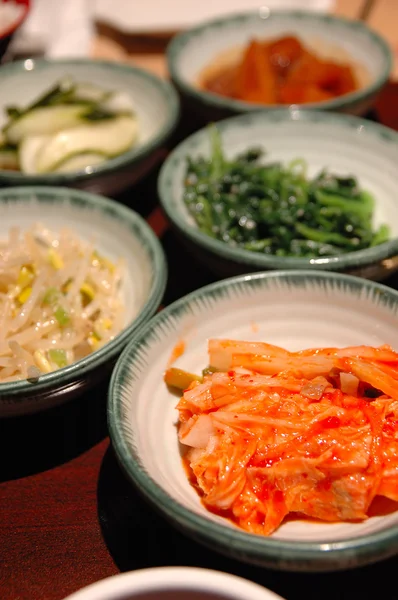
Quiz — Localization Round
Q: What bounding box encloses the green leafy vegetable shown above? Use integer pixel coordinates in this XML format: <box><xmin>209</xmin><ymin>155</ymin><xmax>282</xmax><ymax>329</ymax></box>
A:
<box><xmin>182</xmin><ymin>127</ymin><xmax>390</xmax><ymax>259</ymax></box>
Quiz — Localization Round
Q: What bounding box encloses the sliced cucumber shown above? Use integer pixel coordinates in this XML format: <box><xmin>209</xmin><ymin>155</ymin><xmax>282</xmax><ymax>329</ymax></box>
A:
<box><xmin>5</xmin><ymin>106</ymin><xmax>23</xmax><ymax>120</ymax></box>
<box><xmin>0</xmin><ymin>146</ymin><xmax>19</xmax><ymax>171</ymax></box>
<box><xmin>28</xmin><ymin>76</ymin><xmax>75</xmax><ymax>109</ymax></box>
<box><xmin>4</xmin><ymin>104</ymin><xmax>91</xmax><ymax>145</ymax></box>
<box><xmin>53</xmin><ymin>153</ymin><xmax>106</xmax><ymax>173</ymax></box>
<box><xmin>19</xmin><ymin>135</ymin><xmax>50</xmax><ymax>174</ymax></box>
<box><xmin>71</xmin><ymin>82</ymin><xmax>108</xmax><ymax>104</ymax></box>
<box><xmin>35</xmin><ymin>115</ymin><xmax>138</xmax><ymax>173</ymax></box>
<box><xmin>99</xmin><ymin>91</ymin><xmax>134</xmax><ymax>115</ymax></box>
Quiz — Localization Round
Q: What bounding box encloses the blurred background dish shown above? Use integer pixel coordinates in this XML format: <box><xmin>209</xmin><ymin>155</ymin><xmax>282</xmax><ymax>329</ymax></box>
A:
<box><xmin>158</xmin><ymin>108</ymin><xmax>398</xmax><ymax>279</ymax></box>
<box><xmin>0</xmin><ymin>0</ymin><xmax>29</xmax><ymax>61</ymax></box>
<box><xmin>0</xmin><ymin>185</ymin><xmax>166</xmax><ymax>417</ymax></box>
<box><xmin>94</xmin><ymin>0</ymin><xmax>333</xmax><ymax>34</ymax></box>
<box><xmin>108</xmin><ymin>269</ymin><xmax>398</xmax><ymax>572</ymax></box>
<box><xmin>63</xmin><ymin>566</ymin><xmax>286</xmax><ymax>600</ymax></box>
<box><xmin>167</xmin><ymin>10</ymin><xmax>392</xmax><ymax>123</ymax></box>
<box><xmin>0</xmin><ymin>58</ymin><xmax>179</xmax><ymax>195</ymax></box>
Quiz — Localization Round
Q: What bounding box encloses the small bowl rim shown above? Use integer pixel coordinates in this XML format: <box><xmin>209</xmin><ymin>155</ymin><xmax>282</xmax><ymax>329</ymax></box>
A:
<box><xmin>0</xmin><ymin>185</ymin><xmax>167</xmax><ymax>396</ymax></box>
<box><xmin>166</xmin><ymin>8</ymin><xmax>393</xmax><ymax>114</ymax></box>
<box><xmin>63</xmin><ymin>566</ymin><xmax>284</xmax><ymax>600</ymax></box>
<box><xmin>0</xmin><ymin>57</ymin><xmax>180</xmax><ymax>182</ymax></box>
<box><xmin>108</xmin><ymin>269</ymin><xmax>398</xmax><ymax>570</ymax></box>
<box><xmin>158</xmin><ymin>108</ymin><xmax>398</xmax><ymax>271</ymax></box>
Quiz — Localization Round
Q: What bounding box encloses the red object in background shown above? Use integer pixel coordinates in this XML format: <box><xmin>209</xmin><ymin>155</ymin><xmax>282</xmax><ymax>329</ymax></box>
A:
<box><xmin>0</xmin><ymin>0</ymin><xmax>30</xmax><ymax>59</ymax></box>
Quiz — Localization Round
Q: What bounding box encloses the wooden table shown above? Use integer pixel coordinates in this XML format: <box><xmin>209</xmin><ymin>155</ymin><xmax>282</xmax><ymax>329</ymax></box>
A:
<box><xmin>1</xmin><ymin>3</ymin><xmax>398</xmax><ymax>599</ymax></box>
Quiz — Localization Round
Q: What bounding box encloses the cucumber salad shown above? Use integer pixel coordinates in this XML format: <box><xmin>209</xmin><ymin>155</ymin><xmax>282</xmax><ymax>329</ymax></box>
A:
<box><xmin>0</xmin><ymin>77</ymin><xmax>139</xmax><ymax>174</ymax></box>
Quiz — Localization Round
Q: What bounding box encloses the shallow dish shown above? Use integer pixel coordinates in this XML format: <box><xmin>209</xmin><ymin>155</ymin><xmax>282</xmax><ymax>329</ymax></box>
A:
<box><xmin>63</xmin><ymin>566</ymin><xmax>285</xmax><ymax>600</ymax></box>
<box><xmin>0</xmin><ymin>58</ymin><xmax>179</xmax><ymax>195</ymax></box>
<box><xmin>167</xmin><ymin>9</ymin><xmax>392</xmax><ymax>122</ymax></box>
<box><xmin>0</xmin><ymin>186</ymin><xmax>166</xmax><ymax>417</ymax></box>
<box><xmin>158</xmin><ymin>108</ymin><xmax>398</xmax><ymax>280</ymax></box>
<box><xmin>109</xmin><ymin>270</ymin><xmax>398</xmax><ymax>572</ymax></box>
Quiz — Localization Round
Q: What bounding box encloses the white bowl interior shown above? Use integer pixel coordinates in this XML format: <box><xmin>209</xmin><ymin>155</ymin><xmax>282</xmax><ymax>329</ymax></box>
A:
<box><xmin>0</xmin><ymin>193</ymin><xmax>154</xmax><ymax>325</ymax></box>
<box><xmin>0</xmin><ymin>61</ymin><xmax>170</xmax><ymax>147</ymax></box>
<box><xmin>165</xmin><ymin>116</ymin><xmax>398</xmax><ymax>237</ymax></box>
<box><xmin>175</xmin><ymin>13</ymin><xmax>387</xmax><ymax>88</ymax></box>
<box><xmin>118</xmin><ymin>275</ymin><xmax>398</xmax><ymax>544</ymax></box>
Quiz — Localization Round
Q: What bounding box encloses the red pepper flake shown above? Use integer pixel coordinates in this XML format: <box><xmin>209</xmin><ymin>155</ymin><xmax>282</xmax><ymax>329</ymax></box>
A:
<box><xmin>318</xmin><ymin>477</ymin><xmax>332</xmax><ymax>492</ymax></box>
<box><xmin>227</xmin><ymin>370</ymin><xmax>235</xmax><ymax>380</ymax></box>
<box><xmin>167</xmin><ymin>339</ymin><xmax>186</xmax><ymax>368</ymax></box>
<box><xmin>320</xmin><ymin>416</ymin><xmax>341</xmax><ymax>429</ymax></box>
<box><xmin>383</xmin><ymin>420</ymin><xmax>398</xmax><ymax>436</ymax></box>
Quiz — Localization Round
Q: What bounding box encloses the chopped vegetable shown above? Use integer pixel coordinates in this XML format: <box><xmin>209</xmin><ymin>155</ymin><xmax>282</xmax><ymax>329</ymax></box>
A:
<box><xmin>54</xmin><ymin>306</ymin><xmax>70</xmax><ymax>327</ymax></box>
<box><xmin>48</xmin><ymin>349</ymin><xmax>68</xmax><ymax>368</ymax></box>
<box><xmin>183</xmin><ymin>127</ymin><xmax>389</xmax><ymax>258</ymax></box>
<box><xmin>0</xmin><ymin>145</ymin><xmax>19</xmax><ymax>170</ymax></box>
<box><xmin>173</xmin><ymin>339</ymin><xmax>398</xmax><ymax>536</ymax></box>
<box><xmin>164</xmin><ymin>367</ymin><xmax>203</xmax><ymax>390</ymax></box>
<box><xmin>35</xmin><ymin>115</ymin><xmax>138</xmax><ymax>173</ymax></box>
<box><xmin>42</xmin><ymin>287</ymin><xmax>60</xmax><ymax>306</ymax></box>
<box><xmin>0</xmin><ymin>77</ymin><xmax>138</xmax><ymax>175</ymax></box>
<box><xmin>201</xmin><ymin>34</ymin><xmax>358</xmax><ymax>105</ymax></box>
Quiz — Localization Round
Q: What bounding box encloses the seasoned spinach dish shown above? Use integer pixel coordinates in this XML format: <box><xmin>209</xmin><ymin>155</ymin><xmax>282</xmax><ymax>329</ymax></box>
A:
<box><xmin>183</xmin><ymin>127</ymin><xmax>390</xmax><ymax>258</ymax></box>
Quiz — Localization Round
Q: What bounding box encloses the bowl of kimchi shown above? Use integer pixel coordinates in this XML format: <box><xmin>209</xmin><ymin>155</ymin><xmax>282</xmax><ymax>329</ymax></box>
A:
<box><xmin>109</xmin><ymin>269</ymin><xmax>398</xmax><ymax>572</ymax></box>
<box><xmin>166</xmin><ymin>9</ymin><xmax>393</xmax><ymax>123</ymax></box>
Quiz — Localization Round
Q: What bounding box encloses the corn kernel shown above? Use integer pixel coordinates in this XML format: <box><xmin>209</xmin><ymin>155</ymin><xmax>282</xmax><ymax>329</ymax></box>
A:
<box><xmin>48</xmin><ymin>249</ymin><xmax>64</xmax><ymax>270</ymax></box>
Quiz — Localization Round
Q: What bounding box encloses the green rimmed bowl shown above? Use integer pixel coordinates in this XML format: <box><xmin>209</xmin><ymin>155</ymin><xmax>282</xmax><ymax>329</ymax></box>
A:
<box><xmin>158</xmin><ymin>108</ymin><xmax>398</xmax><ymax>280</ymax></box>
<box><xmin>167</xmin><ymin>9</ymin><xmax>393</xmax><ymax>123</ymax></box>
<box><xmin>109</xmin><ymin>269</ymin><xmax>398</xmax><ymax>572</ymax></box>
<box><xmin>0</xmin><ymin>58</ymin><xmax>180</xmax><ymax>196</ymax></box>
<box><xmin>0</xmin><ymin>186</ymin><xmax>167</xmax><ymax>417</ymax></box>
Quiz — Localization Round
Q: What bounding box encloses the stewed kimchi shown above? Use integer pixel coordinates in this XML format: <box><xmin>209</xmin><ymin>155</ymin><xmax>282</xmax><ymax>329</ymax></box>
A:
<box><xmin>201</xmin><ymin>35</ymin><xmax>358</xmax><ymax>105</ymax></box>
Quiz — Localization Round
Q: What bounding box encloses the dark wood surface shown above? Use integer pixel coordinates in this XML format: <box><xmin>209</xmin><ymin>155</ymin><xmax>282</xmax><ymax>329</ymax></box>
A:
<box><xmin>1</xmin><ymin>84</ymin><xmax>398</xmax><ymax>600</ymax></box>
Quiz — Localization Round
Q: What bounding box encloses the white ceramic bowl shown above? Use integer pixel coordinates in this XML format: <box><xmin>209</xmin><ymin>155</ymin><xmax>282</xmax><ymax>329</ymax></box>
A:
<box><xmin>0</xmin><ymin>186</ymin><xmax>166</xmax><ymax>417</ymax></box>
<box><xmin>109</xmin><ymin>270</ymin><xmax>398</xmax><ymax>572</ymax></box>
<box><xmin>167</xmin><ymin>9</ymin><xmax>393</xmax><ymax>122</ymax></box>
<box><xmin>158</xmin><ymin>109</ymin><xmax>398</xmax><ymax>280</ymax></box>
<box><xmin>0</xmin><ymin>58</ymin><xmax>179</xmax><ymax>195</ymax></box>
<box><xmin>63</xmin><ymin>567</ymin><xmax>285</xmax><ymax>600</ymax></box>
